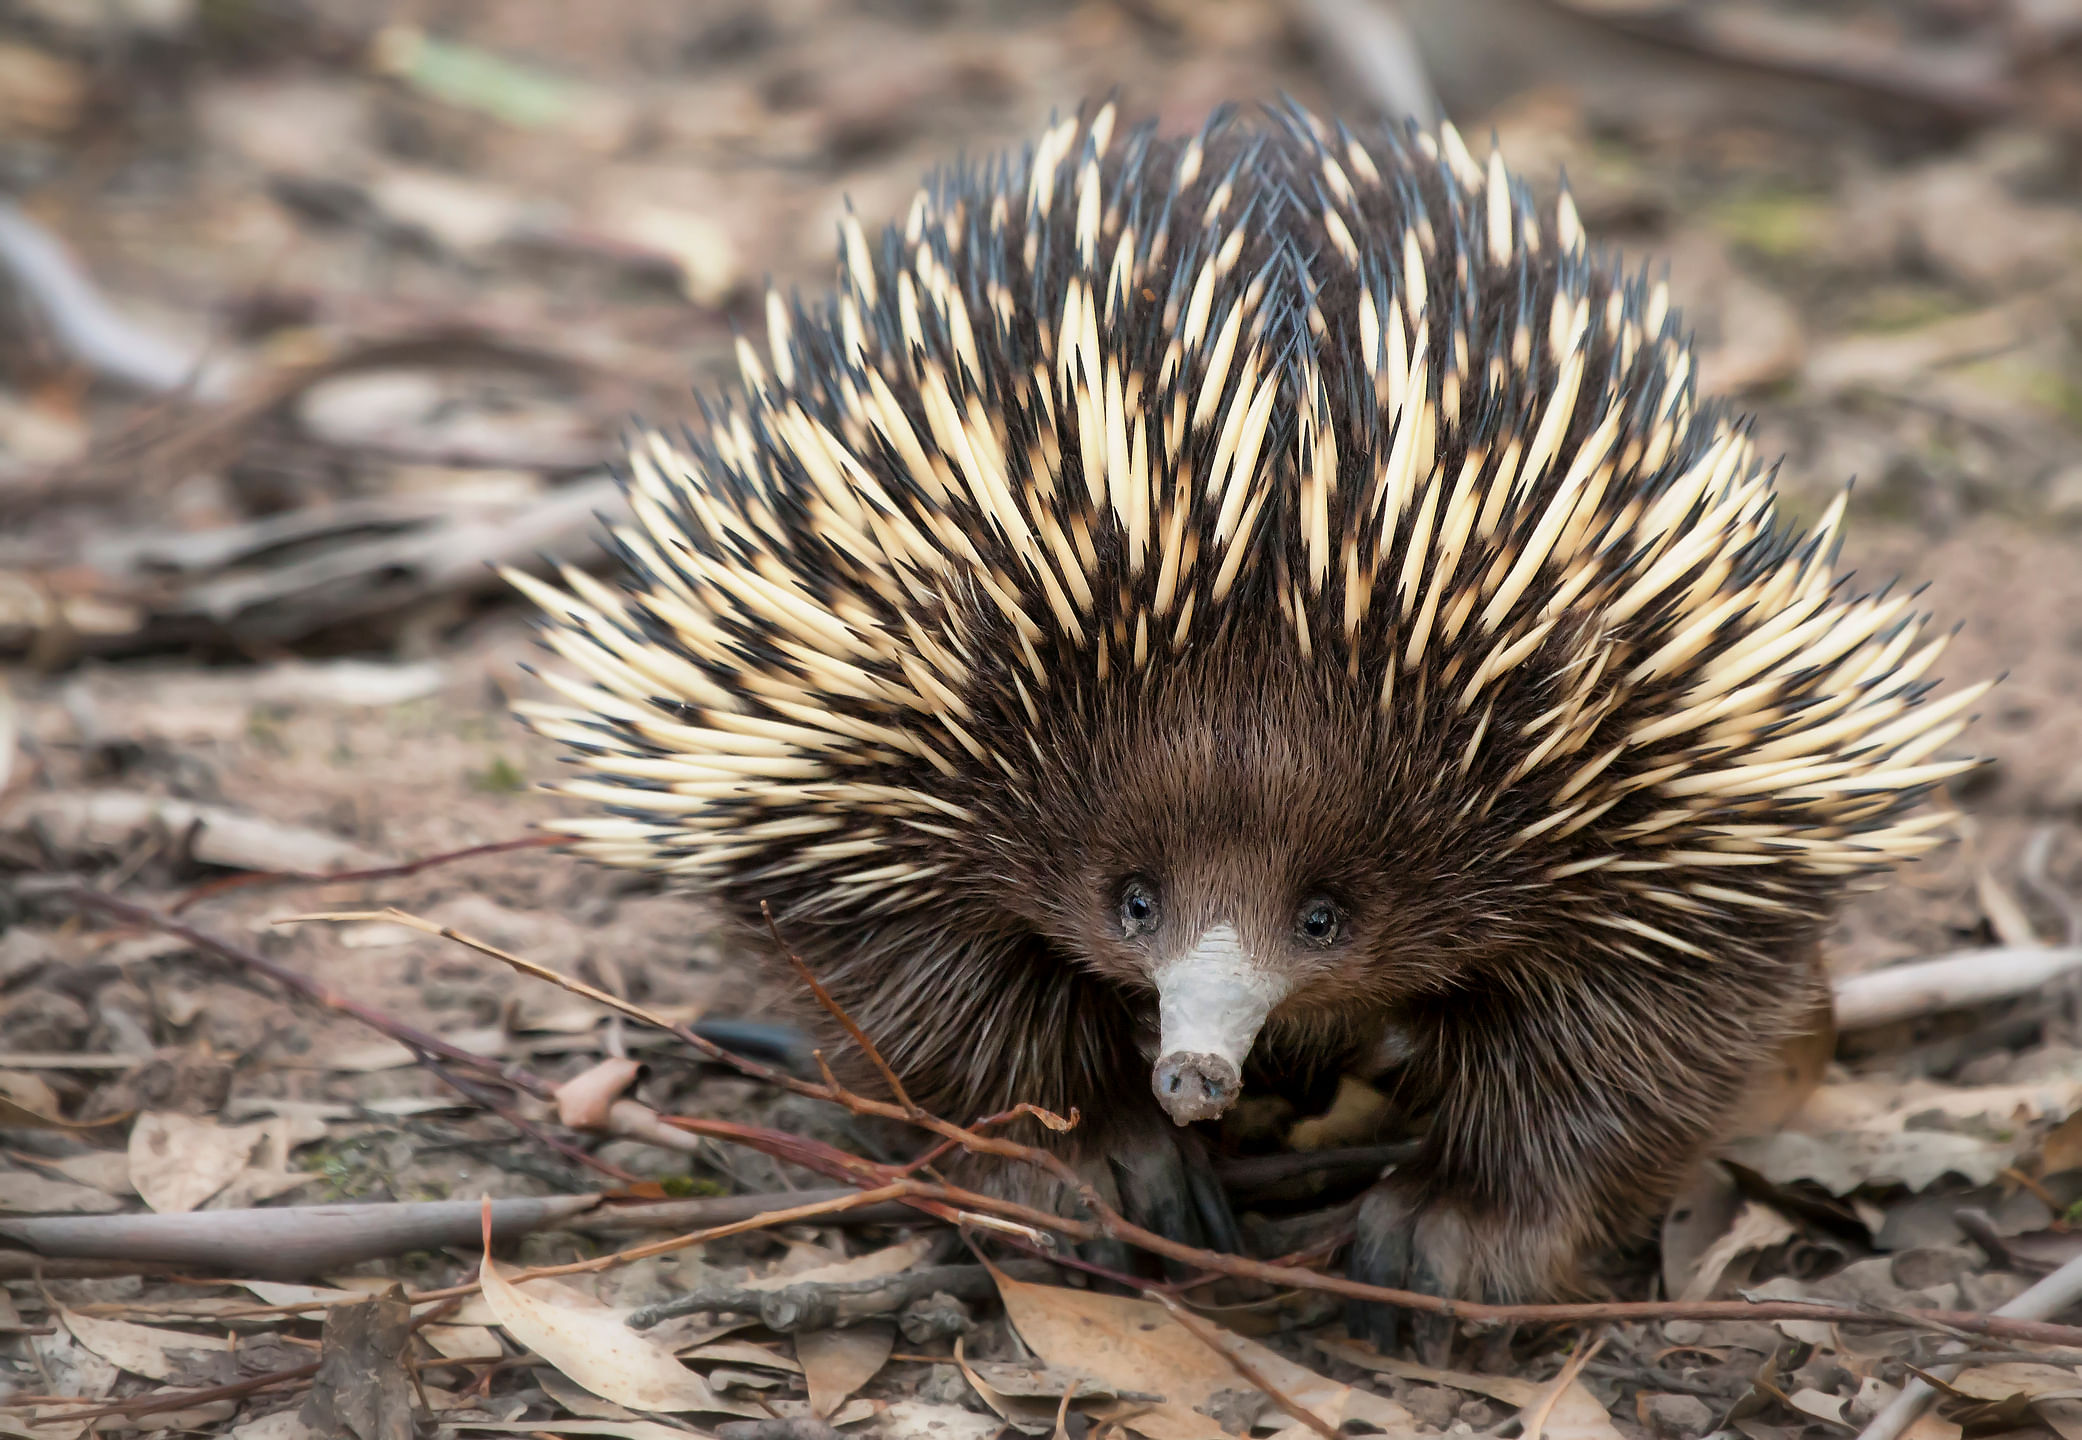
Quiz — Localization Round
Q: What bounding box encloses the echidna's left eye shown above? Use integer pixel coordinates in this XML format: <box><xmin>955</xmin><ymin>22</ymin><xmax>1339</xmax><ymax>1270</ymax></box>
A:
<box><xmin>1296</xmin><ymin>897</ymin><xmax>1342</xmax><ymax>946</ymax></box>
<box><xmin>1119</xmin><ymin>877</ymin><xmax>1162</xmax><ymax>939</ymax></box>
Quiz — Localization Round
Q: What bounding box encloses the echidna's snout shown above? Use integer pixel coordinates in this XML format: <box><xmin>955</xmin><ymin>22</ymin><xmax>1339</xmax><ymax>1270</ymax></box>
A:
<box><xmin>1150</xmin><ymin>923</ymin><xmax>1290</xmax><ymax>1126</ymax></box>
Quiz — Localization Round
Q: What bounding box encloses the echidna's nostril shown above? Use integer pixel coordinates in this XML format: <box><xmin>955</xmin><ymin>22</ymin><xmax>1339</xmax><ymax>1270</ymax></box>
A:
<box><xmin>1152</xmin><ymin>1050</ymin><xmax>1242</xmax><ymax>1126</ymax></box>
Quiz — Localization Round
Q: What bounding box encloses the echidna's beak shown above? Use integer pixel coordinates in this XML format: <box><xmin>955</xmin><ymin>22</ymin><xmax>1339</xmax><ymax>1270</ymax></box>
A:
<box><xmin>1150</xmin><ymin>923</ymin><xmax>1289</xmax><ymax>1126</ymax></box>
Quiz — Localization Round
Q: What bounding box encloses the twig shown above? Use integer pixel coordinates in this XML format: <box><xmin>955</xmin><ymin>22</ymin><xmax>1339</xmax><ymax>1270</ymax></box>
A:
<box><xmin>0</xmin><ymin>1196</ymin><xmax>599</xmax><ymax>1278</ymax></box>
<box><xmin>169</xmin><ymin>834</ymin><xmax>555</xmax><ymax>913</ymax></box>
<box><xmin>406</xmin><ymin>1183</ymin><xmax>916</xmax><ymax>1303</ymax></box>
<box><xmin>765</xmin><ymin>899</ymin><xmax>921</xmax><ymax>1115</ymax></box>
<box><xmin>57</xmin><ymin>887</ymin><xmax>554</xmax><ymax>1100</ymax></box>
<box><xmin>0</xmin><ymin>199</ymin><xmax>223</xmax><ymax>396</ymax></box>
<box><xmin>25</xmin><ymin>1361</ymin><xmax>320</xmax><ymax>1426</ymax></box>
<box><xmin>1147</xmin><ymin>1288</ymin><xmax>1337</xmax><ymax>1440</ymax></box>
<box><xmin>1521</xmin><ymin>1330</ymin><xmax>1607</xmax><ymax>1440</ymax></box>
<box><xmin>1832</xmin><ymin>946</ymin><xmax>2082</xmax><ymax>1029</ymax></box>
<box><xmin>1855</xmin><ymin>1246</ymin><xmax>2082</xmax><ymax>1440</ymax></box>
<box><xmin>1291</xmin><ymin>0</ymin><xmax>1441</xmax><ymax>126</ymax></box>
<box><xmin>2021</xmin><ymin>826</ymin><xmax>2082</xmax><ymax>948</ymax></box>
<box><xmin>62</xmin><ymin>890</ymin><xmax>2082</xmax><ymax>1350</ymax></box>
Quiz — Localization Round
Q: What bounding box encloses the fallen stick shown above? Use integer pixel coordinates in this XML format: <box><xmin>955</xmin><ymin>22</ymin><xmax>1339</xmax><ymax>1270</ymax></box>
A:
<box><xmin>1831</xmin><ymin>946</ymin><xmax>2082</xmax><ymax>1030</ymax></box>
<box><xmin>0</xmin><ymin>1196</ymin><xmax>599</xmax><ymax>1279</ymax></box>
<box><xmin>0</xmin><ymin>1187</ymin><xmax>935</xmax><ymax>1279</ymax></box>
<box><xmin>53</xmin><ymin>890</ymin><xmax>2082</xmax><ymax>1349</ymax></box>
<box><xmin>1855</xmin><ymin>1245</ymin><xmax>2082</xmax><ymax>1440</ymax></box>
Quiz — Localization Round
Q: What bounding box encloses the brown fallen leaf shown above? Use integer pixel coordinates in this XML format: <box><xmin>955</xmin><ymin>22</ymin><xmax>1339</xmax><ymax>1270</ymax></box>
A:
<box><xmin>479</xmin><ymin>1218</ymin><xmax>759</xmax><ymax>1416</ymax></box>
<box><xmin>796</xmin><ymin>1322</ymin><xmax>894</xmax><ymax>1419</ymax></box>
<box><xmin>420</xmin><ymin>1324</ymin><xmax>505</xmax><ymax>1362</ymax></box>
<box><xmin>302</xmin><ymin>1289</ymin><xmax>415</xmax><ymax>1440</ymax></box>
<box><xmin>59</xmin><ymin>1308</ymin><xmax>232</xmax><ymax>1382</ymax></box>
<box><xmin>127</xmin><ymin>1112</ymin><xmax>321</xmax><ymax>1213</ymax></box>
<box><xmin>0</xmin><ymin>1168</ymin><xmax>122</xmax><ymax>1214</ymax></box>
<box><xmin>991</xmin><ymin>1268</ymin><xmax>1415</xmax><ymax>1440</ymax></box>
<box><xmin>1317</xmin><ymin>1343</ymin><xmax>1622</xmax><ymax>1440</ymax></box>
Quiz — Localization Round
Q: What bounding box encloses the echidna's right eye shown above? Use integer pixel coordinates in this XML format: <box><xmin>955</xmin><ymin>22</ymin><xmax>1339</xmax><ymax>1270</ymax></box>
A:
<box><xmin>1119</xmin><ymin>878</ymin><xmax>1162</xmax><ymax>939</ymax></box>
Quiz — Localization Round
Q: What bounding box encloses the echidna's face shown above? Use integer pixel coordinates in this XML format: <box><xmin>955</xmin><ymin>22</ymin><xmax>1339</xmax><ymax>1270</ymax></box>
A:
<box><xmin>1011</xmin><ymin>666</ymin><xmax>1450</xmax><ymax>1126</ymax></box>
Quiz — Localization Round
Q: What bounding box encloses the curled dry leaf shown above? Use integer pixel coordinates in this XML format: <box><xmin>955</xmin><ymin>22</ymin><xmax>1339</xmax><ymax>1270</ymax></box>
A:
<box><xmin>555</xmin><ymin>1057</ymin><xmax>644</xmax><ymax>1129</ymax></box>
<box><xmin>0</xmin><ymin>1071</ymin><xmax>114</xmax><ymax>1130</ymax></box>
<box><xmin>991</xmin><ymin>1268</ymin><xmax>1414</xmax><ymax>1440</ymax></box>
<box><xmin>1678</xmin><ymin>1200</ymin><xmax>1798</xmax><ymax>1302</ymax></box>
<box><xmin>478</xmin><ymin>1211</ymin><xmax>759</xmax><ymax>1416</ymax></box>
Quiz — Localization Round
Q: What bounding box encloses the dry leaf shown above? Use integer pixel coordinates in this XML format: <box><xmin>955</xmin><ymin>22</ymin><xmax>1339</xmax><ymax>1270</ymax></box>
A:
<box><xmin>479</xmin><ymin>1232</ymin><xmax>759</xmax><ymax>1415</ymax></box>
<box><xmin>879</xmin><ymin>1401</ymin><xmax>1008</xmax><ymax>1440</ymax></box>
<box><xmin>1948</xmin><ymin>1363</ymin><xmax>2082</xmax><ymax>1401</ymax></box>
<box><xmin>59</xmin><ymin>1309</ymin><xmax>230</xmax><ymax>1382</ymax></box>
<box><xmin>1678</xmin><ymin>1201</ymin><xmax>1797</xmax><ymax>1302</ymax></box>
<box><xmin>742</xmin><ymin>1233</ymin><xmax>938</xmax><ymax>1291</ymax></box>
<box><xmin>451</xmin><ymin>1424</ymin><xmax>701</xmax><ymax>1440</ymax></box>
<box><xmin>420</xmin><ymin>1325</ymin><xmax>505</xmax><ymax>1362</ymax></box>
<box><xmin>226</xmin><ymin>1409</ymin><xmax>317</xmax><ymax>1440</ymax></box>
<box><xmin>1317</xmin><ymin>1342</ymin><xmax>1623</xmax><ymax>1440</ymax></box>
<box><xmin>128</xmin><ymin>1112</ymin><xmax>261</xmax><ymax>1212</ymax></box>
<box><xmin>36</xmin><ymin>1149</ymin><xmax>134</xmax><ymax>1195</ymax></box>
<box><xmin>797</xmin><ymin>1322</ymin><xmax>894</xmax><ymax>1418</ymax></box>
<box><xmin>682</xmin><ymin>1339</ymin><xmax>800</xmax><ymax>1372</ymax></box>
<box><xmin>993</xmin><ymin>1270</ymin><xmax>1415</xmax><ymax>1440</ymax></box>
<box><xmin>32</xmin><ymin>1326</ymin><xmax>120</xmax><ymax>1400</ymax></box>
<box><xmin>1786</xmin><ymin>1388</ymin><xmax>1847</xmax><ymax>1424</ymax></box>
<box><xmin>322</xmin><ymin>1026</ymin><xmax>507</xmax><ymax>1073</ymax></box>
<box><xmin>0</xmin><ymin>1072</ymin><xmax>118</xmax><ymax>1130</ymax></box>
<box><xmin>0</xmin><ymin>1168</ymin><xmax>122</xmax><ymax>1214</ymax></box>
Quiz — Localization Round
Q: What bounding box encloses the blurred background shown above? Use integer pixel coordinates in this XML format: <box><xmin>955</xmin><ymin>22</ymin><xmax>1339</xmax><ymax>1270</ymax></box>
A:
<box><xmin>4</xmin><ymin>0</ymin><xmax>2082</xmax><ymax>1034</ymax></box>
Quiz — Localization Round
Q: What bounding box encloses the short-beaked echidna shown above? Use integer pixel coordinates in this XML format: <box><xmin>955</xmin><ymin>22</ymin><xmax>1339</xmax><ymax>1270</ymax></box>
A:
<box><xmin>507</xmin><ymin>101</ymin><xmax>1984</xmax><ymax>1334</ymax></box>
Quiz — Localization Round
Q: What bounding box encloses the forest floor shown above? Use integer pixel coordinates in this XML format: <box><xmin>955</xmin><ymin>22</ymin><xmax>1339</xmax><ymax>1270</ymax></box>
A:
<box><xmin>6</xmin><ymin>2</ymin><xmax>2082</xmax><ymax>1438</ymax></box>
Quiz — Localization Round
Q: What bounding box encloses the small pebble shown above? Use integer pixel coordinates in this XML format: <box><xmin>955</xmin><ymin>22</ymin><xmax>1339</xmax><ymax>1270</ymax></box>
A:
<box><xmin>1641</xmin><ymin>1392</ymin><xmax>1714</xmax><ymax>1439</ymax></box>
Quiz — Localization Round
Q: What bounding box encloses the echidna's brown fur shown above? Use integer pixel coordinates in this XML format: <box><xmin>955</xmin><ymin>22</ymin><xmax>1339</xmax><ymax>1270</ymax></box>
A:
<box><xmin>508</xmin><ymin>100</ymin><xmax>1982</xmax><ymax>1337</ymax></box>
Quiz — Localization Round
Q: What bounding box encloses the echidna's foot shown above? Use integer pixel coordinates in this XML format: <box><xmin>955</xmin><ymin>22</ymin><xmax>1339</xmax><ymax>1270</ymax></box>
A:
<box><xmin>1346</xmin><ymin>1179</ymin><xmax>1575</xmax><ymax>1362</ymax></box>
<box><xmin>1110</xmin><ymin>1122</ymin><xmax>1244</xmax><ymax>1267</ymax></box>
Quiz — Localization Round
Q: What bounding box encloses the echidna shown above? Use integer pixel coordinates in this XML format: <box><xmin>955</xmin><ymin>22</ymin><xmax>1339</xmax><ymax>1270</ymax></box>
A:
<box><xmin>507</xmin><ymin>101</ymin><xmax>1983</xmax><ymax>1339</ymax></box>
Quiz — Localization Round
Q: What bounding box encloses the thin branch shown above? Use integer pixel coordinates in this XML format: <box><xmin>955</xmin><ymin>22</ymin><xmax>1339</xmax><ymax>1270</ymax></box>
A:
<box><xmin>59</xmin><ymin>887</ymin><xmax>553</xmax><ymax>1099</ymax></box>
<box><xmin>169</xmin><ymin>834</ymin><xmax>554</xmax><ymax>913</ymax></box>
<box><xmin>61</xmin><ymin>889</ymin><xmax>2082</xmax><ymax>1352</ymax></box>
<box><xmin>764</xmin><ymin>899</ymin><xmax>921</xmax><ymax>1115</ymax></box>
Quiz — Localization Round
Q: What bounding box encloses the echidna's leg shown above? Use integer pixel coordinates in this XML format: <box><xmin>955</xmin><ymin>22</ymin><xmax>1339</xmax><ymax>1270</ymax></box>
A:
<box><xmin>1346</xmin><ymin>957</ymin><xmax>1798</xmax><ymax>1356</ymax></box>
<box><xmin>1109</xmin><ymin>1118</ymin><xmax>1244</xmax><ymax>1260</ymax></box>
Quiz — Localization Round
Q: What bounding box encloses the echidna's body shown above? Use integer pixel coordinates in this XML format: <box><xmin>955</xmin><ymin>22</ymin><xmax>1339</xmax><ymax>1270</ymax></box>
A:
<box><xmin>512</xmin><ymin>102</ymin><xmax>1980</xmax><ymax>1333</ymax></box>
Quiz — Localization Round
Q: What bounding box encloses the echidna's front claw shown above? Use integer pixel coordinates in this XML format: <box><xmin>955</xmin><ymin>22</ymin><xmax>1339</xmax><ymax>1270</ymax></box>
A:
<box><xmin>1346</xmin><ymin>1179</ymin><xmax>1474</xmax><ymax>1363</ymax></box>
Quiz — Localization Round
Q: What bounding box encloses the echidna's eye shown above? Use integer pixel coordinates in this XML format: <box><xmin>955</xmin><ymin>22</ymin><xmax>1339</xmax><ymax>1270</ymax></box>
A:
<box><xmin>1119</xmin><ymin>878</ymin><xmax>1161</xmax><ymax>938</ymax></box>
<box><xmin>1296</xmin><ymin>897</ymin><xmax>1342</xmax><ymax>946</ymax></box>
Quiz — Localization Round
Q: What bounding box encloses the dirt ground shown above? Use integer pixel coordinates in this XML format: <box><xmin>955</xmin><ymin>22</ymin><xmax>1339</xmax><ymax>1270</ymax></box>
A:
<box><xmin>8</xmin><ymin>2</ymin><xmax>2082</xmax><ymax>1438</ymax></box>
